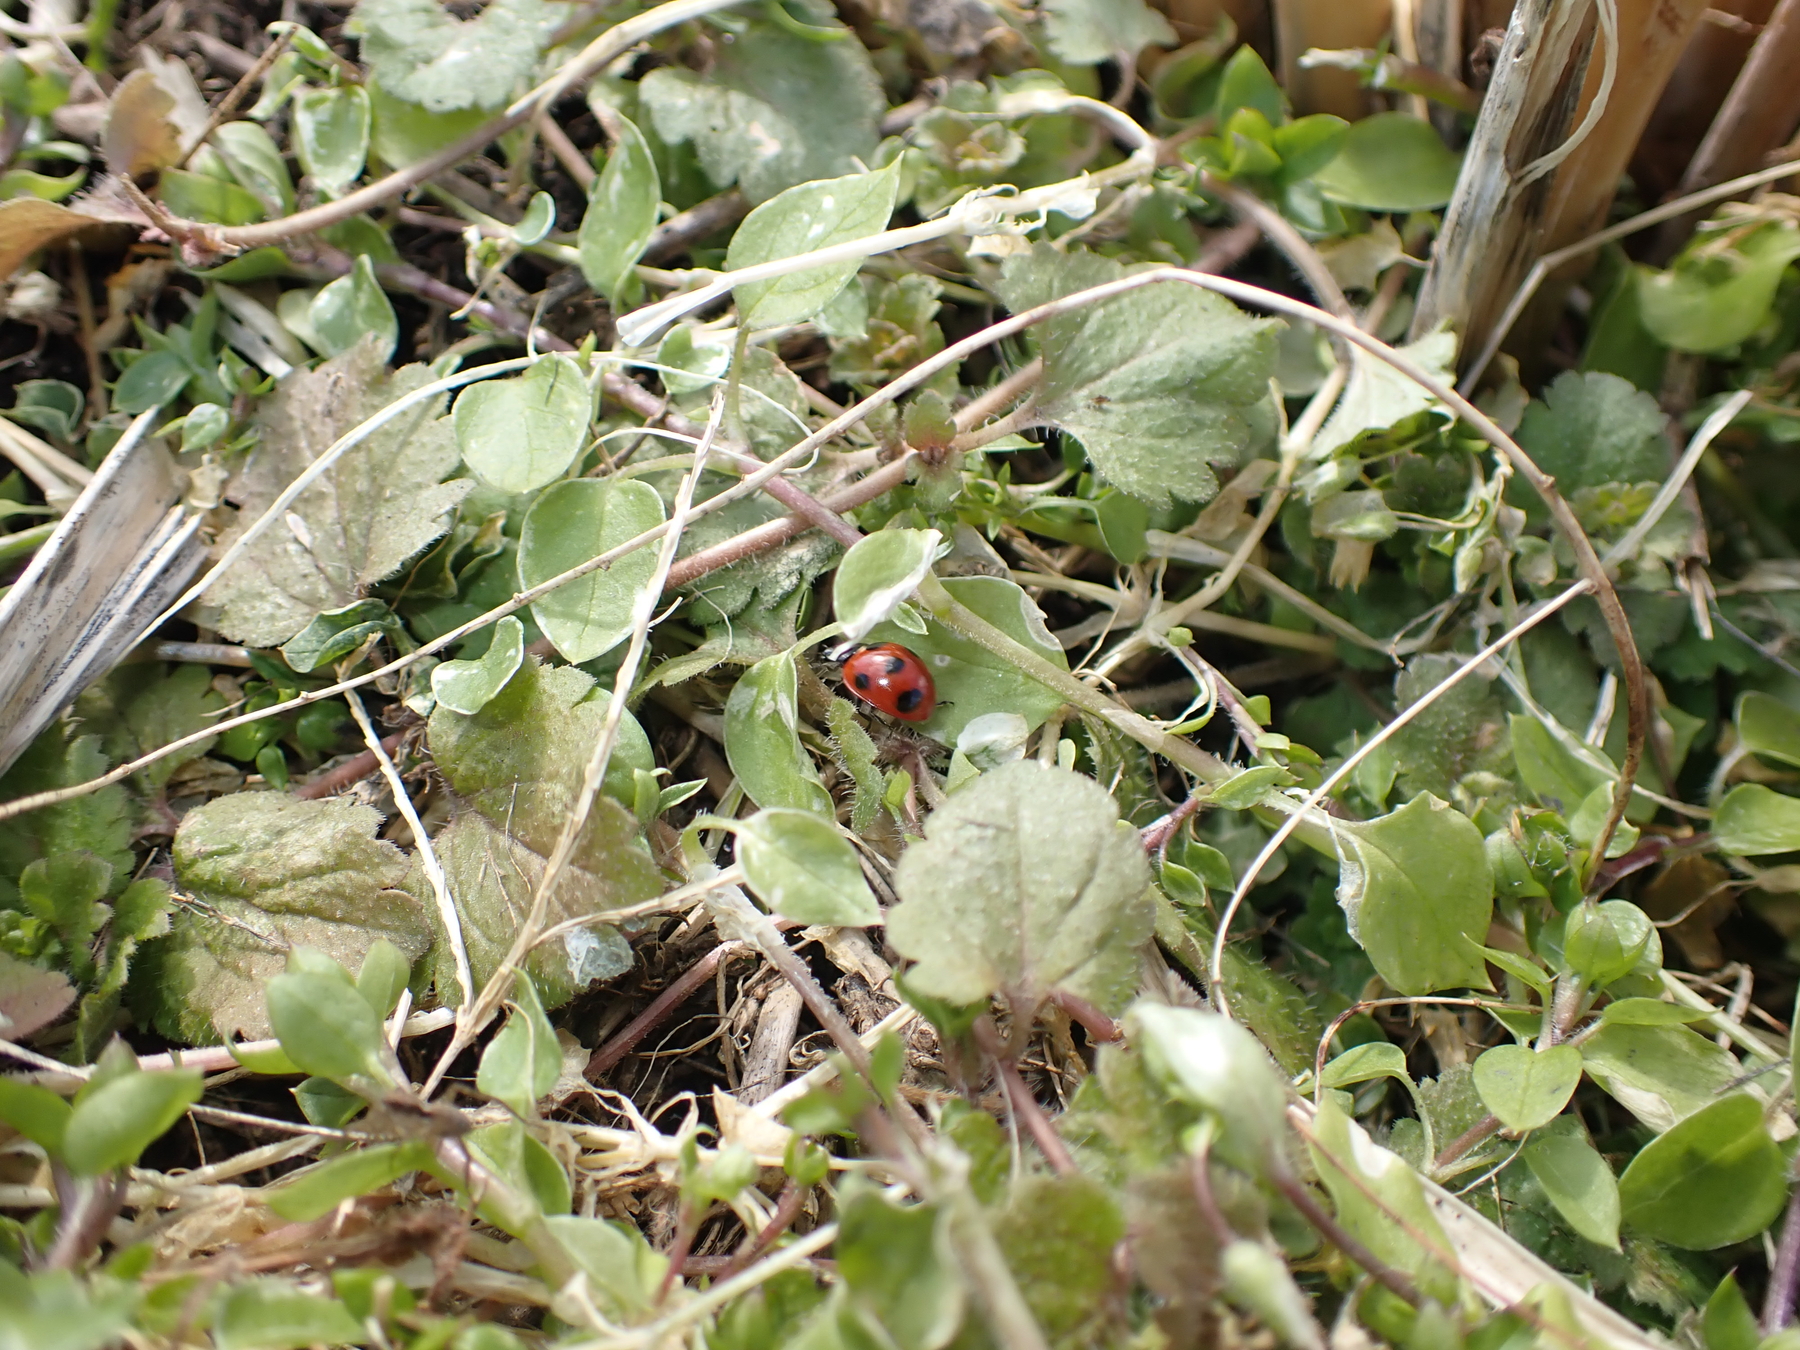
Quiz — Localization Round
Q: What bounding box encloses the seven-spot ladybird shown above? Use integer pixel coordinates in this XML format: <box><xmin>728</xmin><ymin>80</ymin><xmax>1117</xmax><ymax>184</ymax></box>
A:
<box><xmin>840</xmin><ymin>643</ymin><xmax>936</xmax><ymax>722</ymax></box>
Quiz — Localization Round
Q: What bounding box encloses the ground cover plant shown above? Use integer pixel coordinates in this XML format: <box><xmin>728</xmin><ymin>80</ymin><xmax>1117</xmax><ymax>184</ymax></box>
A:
<box><xmin>0</xmin><ymin>0</ymin><xmax>1799</xmax><ymax>1345</ymax></box>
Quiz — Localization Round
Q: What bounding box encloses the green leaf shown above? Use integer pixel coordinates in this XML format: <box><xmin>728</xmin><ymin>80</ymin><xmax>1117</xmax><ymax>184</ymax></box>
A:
<box><xmin>62</xmin><ymin>1067</ymin><xmax>202</xmax><ymax>1174</ymax></box>
<box><xmin>1735</xmin><ymin>691</ymin><xmax>1800</xmax><ymax>768</ymax></box>
<box><xmin>518</xmin><ymin>477</ymin><xmax>665</xmax><ymax>663</ymax></box>
<box><xmin>1130</xmin><ymin>1001</ymin><xmax>1289</xmax><ymax>1174</ymax></box>
<box><xmin>193</xmin><ymin>342</ymin><xmax>471</xmax><ymax>648</ymax></box>
<box><xmin>464</xmin><ymin>1119</ymin><xmax>570</xmax><ymax>1221</ymax></box>
<box><xmin>1618</xmin><ymin>1093</ymin><xmax>1788</xmax><ymax>1250</ymax></box>
<box><xmin>214</xmin><ymin>1278</ymin><xmax>366</xmax><ymax>1350</ymax></box>
<box><xmin>1513</xmin><ymin>371</ymin><xmax>1668</xmax><ymax>498</ymax></box>
<box><xmin>280</xmin><ymin>598</ymin><xmax>396</xmax><ymax>673</ymax></box>
<box><xmin>1470</xmin><ymin>1044</ymin><xmax>1581</xmax><ymax>1131</ymax></box>
<box><xmin>367</xmin><ymin>81</ymin><xmax>490</xmax><ymax>166</ymax></box>
<box><xmin>310</xmin><ymin>254</ymin><xmax>396</xmax><ymax>361</ymax></box>
<box><xmin>1713</xmin><ymin>783</ymin><xmax>1800</xmax><ymax>855</ymax></box>
<box><xmin>292</xmin><ymin>84</ymin><xmax>369</xmax><ymax>197</ymax></box>
<box><xmin>865</xmin><ymin>576</ymin><xmax>1072</xmax><ymax>744</ymax></box>
<box><xmin>1562</xmin><ymin>900</ymin><xmax>1658</xmax><ymax>986</ymax></box>
<box><xmin>477</xmin><ymin>974</ymin><xmax>561</xmax><ymax>1118</ymax></box>
<box><xmin>1312</xmin><ymin>330</ymin><xmax>1455</xmax><ymax>458</ymax></box>
<box><xmin>0</xmin><ymin>1076</ymin><xmax>72</xmax><ymax>1153</ymax></box>
<box><xmin>113</xmin><ymin>348</ymin><xmax>191</xmax><ymax>413</ymax></box>
<box><xmin>1041</xmin><ymin>0</ymin><xmax>1175</xmax><ymax>63</ymax></box>
<box><xmin>638</xmin><ymin>7</ymin><xmax>884</xmax><ymax>204</ymax></box>
<box><xmin>350</xmin><ymin>0</ymin><xmax>562</xmax><ymax>113</ymax></box>
<box><xmin>432</xmin><ymin>615</ymin><xmax>526</xmax><ymax>714</ymax></box>
<box><xmin>1598</xmin><ymin>998</ymin><xmax>1708</xmax><ymax>1026</ymax></box>
<box><xmin>836</xmin><ymin>1184</ymin><xmax>965</xmax><ymax>1350</ymax></box>
<box><xmin>1638</xmin><ymin>217</ymin><xmax>1800</xmax><ymax>354</ymax></box>
<box><xmin>423</xmin><ymin>659</ymin><xmax>661</xmax><ymax>1006</ymax></box>
<box><xmin>1319</xmin><ymin>1040</ymin><xmax>1409</xmax><ymax>1090</ymax></box>
<box><xmin>1333</xmin><ymin>793</ymin><xmax>1494</xmax><ymax>995</ymax></box>
<box><xmin>1310</xmin><ymin>113</ymin><xmax>1460</xmax><ymax>211</ymax></box>
<box><xmin>158</xmin><ymin>167</ymin><xmax>265</xmax><ymax>225</ymax></box>
<box><xmin>995</xmin><ymin>1174</ymin><xmax>1128</xmax><ymax>1346</ymax></box>
<box><xmin>833</xmin><ymin>527</ymin><xmax>941</xmax><ymax>643</ymax></box>
<box><xmin>993</xmin><ymin>244</ymin><xmax>1279</xmax><ymax>508</ymax></box>
<box><xmin>729</xmin><ymin>162</ymin><xmax>902</xmax><ymax>330</ymax></box>
<box><xmin>724</xmin><ymin>649</ymin><xmax>835</xmax><ymax>815</ymax></box>
<box><xmin>736</xmin><ymin>808</ymin><xmax>880</xmax><ymax>926</ymax></box>
<box><xmin>19</xmin><ymin>850</ymin><xmax>111</xmax><ymax>954</ymax></box>
<box><xmin>453</xmin><ymin>353</ymin><xmax>591</xmax><ymax>493</ymax></box>
<box><xmin>1306</xmin><ymin>1095</ymin><xmax>1458</xmax><ymax>1304</ymax></box>
<box><xmin>1207</xmin><ymin>763</ymin><xmax>1291</xmax><ymax>809</ymax></box>
<box><xmin>1579</xmin><ymin>1021</ymin><xmax>1756</xmax><ymax>1133</ymax></box>
<box><xmin>267</xmin><ymin>964</ymin><xmax>396</xmax><ymax>1088</ymax></box>
<box><xmin>132</xmin><ymin>794</ymin><xmax>428</xmax><ymax>1044</ymax></box>
<box><xmin>1522</xmin><ymin>1132</ymin><xmax>1620</xmax><ymax>1250</ymax></box>
<box><xmin>1703</xmin><ymin>1273</ymin><xmax>1761</xmax><ymax>1350</ymax></box>
<box><xmin>578</xmin><ymin>114</ymin><xmax>660</xmax><ymax>301</ymax></box>
<box><xmin>1215</xmin><ymin>45</ymin><xmax>1286</xmax><ymax>126</ymax></box>
<box><xmin>1220</xmin><ymin>1240</ymin><xmax>1324</xmax><ymax>1350</ymax></box>
<box><xmin>540</xmin><ymin>1215</ymin><xmax>662</xmax><ymax>1320</ymax></box>
<box><xmin>265</xmin><ymin>1140</ymin><xmax>436</xmax><ymax>1221</ymax></box>
<box><xmin>887</xmin><ymin>760</ymin><xmax>1154</xmax><ymax>1013</ymax></box>
<box><xmin>355</xmin><ymin>939</ymin><xmax>412</xmax><ymax>1017</ymax></box>
<box><xmin>0</xmin><ymin>729</ymin><xmax>133</xmax><ymax>884</ymax></box>
<box><xmin>213</xmin><ymin>119</ymin><xmax>295</xmax><ymax>214</ymax></box>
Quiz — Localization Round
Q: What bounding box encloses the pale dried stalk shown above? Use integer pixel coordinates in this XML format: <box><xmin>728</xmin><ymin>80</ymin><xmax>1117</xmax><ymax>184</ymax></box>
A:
<box><xmin>421</xmin><ymin>403</ymin><xmax>722</xmax><ymax>1096</ymax></box>
<box><xmin>342</xmin><ymin>688</ymin><xmax>471</xmax><ymax>1014</ymax></box>
<box><xmin>1677</xmin><ymin>0</ymin><xmax>1800</xmax><ymax>209</ymax></box>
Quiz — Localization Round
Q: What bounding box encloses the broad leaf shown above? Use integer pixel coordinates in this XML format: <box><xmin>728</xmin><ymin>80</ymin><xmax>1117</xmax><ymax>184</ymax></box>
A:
<box><xmin>996</xmin><ymin>1174</ymin><xmax>1128</xmax><ymax>1345</ymax></box>
<box><xmin>1319</xmin><ymin>1040</ymin><xmax>1409</xmax><ymax>1089</ymax></box>
<box><xmin>1470</xmin><ymin>1044</ymin><xmax>1581</xmax><ymax>1131</ymax></box>
<box><xmin>309</xmin><ymin>254</ymin><xmax>396</xmax><ymax>361</ymax></box>
<box><xmin>993</xmin><ymin>244</ymin><xmax>1279</xmax><ymax>507</ymax></box>
<box><xmin>454</xmin><ymin>353</ymin><xmax>591</xmax><ymax>494</ymax></box>
<box><xmin>267</xmin><ymin>964</ymin><xmax>396</xmax><ymax>1088</ymax></box>
<box><xmin>724</xmin><ymin>650</ymin><xmax>834</xmax><ymax>815</ymax></box>
<box><xmin>1310</xmin><ymin>113</ymin><xmax>1460</xmax><ymax>212</ymax></box>
<box><xmin>292</xmin><ymin>85</ymin><xmax>369</xmax><ymax>197</ymax></box>
<box><xmin>1334</xmin><ymin>793</ymin><xmax>1494</xmax><ymax>995</ymax></box>
<box><xmin>195</xmin><ymin>341</ymin><xmax>471</xmax><ymax>648</ymax></box>
<box><xmin>1579</xmin><ymin>1022</ymin><xmax>1752</xmax><ymax>1133</ymax></box>
<box><xmin>1522</xmin><ymin>1131</ymin><xmax>1620</xmax><ymax>1249</ymax></box>
<box><xmin>836</xmin><ymin>1184</ymin><xmax>965</xmax><ymax>1350</ymax></box>
<box><xmin>1735</xmin><ymin>690</ymin><xmax>1800</xmax><ymax>768</ymax></box>
<box><xmin>62</xmin><ymin>1067</ymin><xmax>202</xmax><ymax>1174</ymax></box>
<box><xmin>1639</xmin><ymin>217</ymin><xmax>1800</xmax><ymax>354</ymax></box>
<box><xmin>728</xmin><ymin>162</ymin><xmax>902</xmax><ymax>330</ymax></box>
<box><xmin>214</xmin><ymin>1280</ymin><xmax>366</xmax><ymax>1350</ymax></box>
<box><xmin>1129</xmin><ymin>1002</ymin><xmax>1289</xmax><ymax>1173</ymax></box>
<box><xmin>638</xmin><ymin>7</ymin><xmax>884</xmax><ymax>204</ymax></box>
<box><xmin>265</xmin><ymin>1140</ymin><xmax>437</xmax><ymax>1221</ymax></box>
<box><xmin>1313</xmin><ymin>331</ymin><xmax>1455</xmax><ymax>458</ymax></box>
<box><xmin>1713</xmin><ymin>784</ymin><xmax>1800</xmax><ymax>855</ymax></box>
<box><xmin>0</xmin><ymin>951</ymin><xmax>74</xmax><ymax>1040</ymax></box>
<box><xmin>350</xmin><ymin>0</ymin><xmax>562</xmax><ymax>112</ymax></box>
<box><xmin>1041</xmin><ymin>0</ymin><xmax>1175</xmax><ymax>63</ymax></box>
<box><xmin>1617</xmin><ymin>1093</ymin><xmax>1788</xmax><ymax>1250</ymax></box>
<box><xmin>1513</xmin><ymin>371</ymin><xmax>1668</xmax><ymax>499</ymax></box>
<box><xmin>431</xmin><ymin>615</ymin><xmax>526</xmax><ymax>715</ymax></box>
<box><xmin>423</xmin><ymin>659</ymin><xmax>661</xmax><ymax>1006</ymax></box>
<box><xmin>519</xmin><ymin>478</ymin><xmax>665</xmax><ymax>663</ymax></box>
<box><xmin>477</xmin><ymin>974</ymin><xmax>560</xmax><ymax>1118</ymax></box>
<box><xmin>132</xmin><ymin>795</ymin><xmax>428</xmax><ymax>1043</ymax></box>
<box><xmin>833</xmin><ymin>528</ymin><xmax>941</xmax><ymax>643</ymax></box>
<box><xmin>578</xmin><ymin>114</ymin><xmax>660</xmax><ymax>302</ymax></box>
<box><xmin>736</xmin><ymin>808</ymin><xmax>880</xmax><ymax>927</ymax></box>
<box><xmin>887</xmin><ymin>760</ymin><xmax>1154</xmax><ymax>1014</ymax></box>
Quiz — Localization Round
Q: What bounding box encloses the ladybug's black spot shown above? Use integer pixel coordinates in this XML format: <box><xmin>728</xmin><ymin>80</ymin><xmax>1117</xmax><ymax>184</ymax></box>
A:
<box><xmin>852</xmin><ymin>672</ymin><xmax>871</xmax><ymax>690</ymax></box>
<box><xmin>885</xmin><ymin>655</ymin><xmax>907</xmax><ymax>673</ymax></box>
<box><xmin>896</xmin><ymin>687</ymin><xmax>923</xmax><ymax>713</ymax></box>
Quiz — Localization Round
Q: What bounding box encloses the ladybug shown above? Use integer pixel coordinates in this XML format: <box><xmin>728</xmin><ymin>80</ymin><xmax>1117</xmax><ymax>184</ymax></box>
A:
<box><xmin>840</xmin><ymin>643</ymin><xmax>936</xmax><ymax>722</ymax></box>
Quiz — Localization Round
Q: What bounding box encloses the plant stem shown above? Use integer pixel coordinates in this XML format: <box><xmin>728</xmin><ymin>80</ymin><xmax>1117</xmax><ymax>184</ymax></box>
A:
<box><xmin>1268</xmin><ymin>1171</ymin><xmax>1424</xmax><ymax>1309</ymax></box>
<box><xmin>585</xmin><ymin>941</ymin><xmax>748</xmax><ymax>1079</ymax></box>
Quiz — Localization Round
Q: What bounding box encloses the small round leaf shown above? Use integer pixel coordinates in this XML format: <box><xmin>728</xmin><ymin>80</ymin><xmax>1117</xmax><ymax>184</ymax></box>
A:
<box><xmin>737</xmin><ymin>808</ymin><xmax>879</xmax><ymax>927</ymax></box>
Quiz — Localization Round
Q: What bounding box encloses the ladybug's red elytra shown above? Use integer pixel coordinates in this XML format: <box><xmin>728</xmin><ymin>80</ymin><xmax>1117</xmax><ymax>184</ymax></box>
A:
<box><xmin>840</xmin><ymin>643</ymin><xmax>936</xmax><ymax>722</ymax></box>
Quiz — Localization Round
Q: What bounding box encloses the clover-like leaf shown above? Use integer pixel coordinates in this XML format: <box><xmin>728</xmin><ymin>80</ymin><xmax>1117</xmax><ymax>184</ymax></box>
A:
<box><xmin>1471</xmin><ymin>1043</ymin><xmax>1582</xmax><ymax>1131</ymax></box>
<box><xmin>519</xmin><ymin>478</ymin><xmax>665</xmax><ymax>663</ymax></box>
<box><xmin>454</xmin><ymin>353</ymin><xmax>591</xmax><ymax>494</ymax></box>
<box><xmin>887</xmin><ymin>760</ymin><xmax>1154</xmax><ymax>1014</ymax></box>
<box><xmin>431</xmin><ymin>615</ymin><xmax>525</xmax><ymax>715</ymax></box>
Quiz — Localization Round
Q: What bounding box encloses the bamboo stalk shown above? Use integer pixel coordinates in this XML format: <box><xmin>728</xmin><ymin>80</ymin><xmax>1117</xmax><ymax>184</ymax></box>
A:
<box><xmin>1632</xmin><ymin>0</ymin><xmax>1778</xmax><ymax>204</ymax></box>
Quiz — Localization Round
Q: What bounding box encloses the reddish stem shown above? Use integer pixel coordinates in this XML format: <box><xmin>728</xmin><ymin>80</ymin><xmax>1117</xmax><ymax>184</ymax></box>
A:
<box><xmin>586</xmin><ymin>941</ymin><xmax>746</xmax><ymax>1079</ymax></box>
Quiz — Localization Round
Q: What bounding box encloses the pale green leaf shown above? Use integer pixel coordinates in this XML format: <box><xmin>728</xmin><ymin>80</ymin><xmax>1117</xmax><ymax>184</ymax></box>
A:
<box><xmin>431</xmin><ymin>615</ymin><xmax>526</xmax><ymax>715</ymax></box>
<box><xmin>1714</xmin><ymin>783</ymin><xmax>1800</xmax><ymax>855</ymax></box>
<box><xmin>292</xmin><ymin>84</ymin><xmax>369</xmax><ymax>196</ymax></box>
<box><xmin>477</xmin><ymin>974</ymin><xmax>560</xmax><ymax>1118</ymax></box>
<box><xmin>454</xmin><ymin>353</ymin><xmax>591</xmax><ymax>493</ymax></box>
<box><xmin>519</xmin><ymin>477</ymin><xmax>664</xmax><ymax>663</ymax></box>
<box><xmin>736</xmin><ymin>808</ymin><xmax>879</xmax><ymax>926</ymax></box>
<box><xmin>724</xmin><ymin>650</ymin><xmax>834</xmax><ymax>815</ymax></box>
<box><xmin>1470</xmin><ymin>1043</ymin><xmax>1581</xmax><ymax>1131</ymax></box>
<box><xmin>728</xmin><ymin>162</ymin><xmax>901</xmax><ymax>329</ymax></box>
<box><xmin>1041</xmin><ymin>0</ymin><xmax>1174</xmax><ymax>63</ymax></box>
<box><xmin>578</xmin><ymin>114</ymin><xmax>660</xmax><ymax>301</ymax></box>
<box><xmin>833</xmin><ymin>527</ymin><xmax>941</xmax><ymax>643</ymax></box>
<box><xmin>350</xmin><ymin>0</ymin><xmax>562</xmax><ymax>112</ymax></box>
<box><xmin>1522</xmin><ymin>1131</ymin><xmax>1620</xmax><ymax>1249</ymax></box>
<box><xmin>309</xmin><ymin>253</ymin><xmax>396</xmax><ymax>361</ymax></box>
<box><xmin>1310</xmin><ymin>113</ymin><xmax>1460</xmax><ymax>212</ymax></box>
<box><xmin>1618</xmin><ymin>1093</ymin><xmax>1787</xmax><ymax>1250</ymax></box>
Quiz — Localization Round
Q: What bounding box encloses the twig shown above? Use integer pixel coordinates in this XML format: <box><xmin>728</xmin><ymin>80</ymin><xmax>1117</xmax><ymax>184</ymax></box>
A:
<box><xmin>1268</xmin><ymin>1172</ymin><xmax>1424</xmax><ymax>1308</ymax></box>
<box><xmin>294</xmin><ymin>733</ymin><xmax>406</xmax><ymax>800</ymax></box>
<box><xmin>644</xmin><ymin>190</ymin><xmax>749</xmax><ymax>264</ymax></box>
<box><xmin>536</xmin><ymin>111</ymin><xmax>595</xmax><ymax>189</ymax></box>
<box><xmin>1764</xmin><ymin>1181</ymin><xmax>1800</xmax><ymax>1333</ymax></box>
<box><xmin>1433</xmin><ymin>1116</ymin><xmax>1504</xmax><ymax>1170</ymax></box>
<box><xmin>975</xmin><ymin>1017</ymin><xmax>1077</xmax><ymax>1175</ymax></box>
<box><xmin>178</xmin><ymin>30</ymin><xmax>292</xmax><ymax>168</ymax></box>
<box><xmin>713</xmin><ymin>1178</ymin><xmax>808</xmax><ymax>1280</ymax></box>
<box><xmin>586</xmin><ymin>941</ymin><xmax>748</xmax><ymax>1079</ymax></box>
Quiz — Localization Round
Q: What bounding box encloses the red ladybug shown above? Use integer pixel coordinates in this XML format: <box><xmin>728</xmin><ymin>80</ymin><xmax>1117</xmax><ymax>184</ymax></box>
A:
<box><xmin>840</xmin><ymin>643</ymin><xmax>936</xmax><ymax>722</ymax></box>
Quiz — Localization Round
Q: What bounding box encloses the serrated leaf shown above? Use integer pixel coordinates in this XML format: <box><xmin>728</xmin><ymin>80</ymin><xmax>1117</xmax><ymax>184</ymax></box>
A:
<box><xmin>728</xmin><ymin>162</ymin><xmax>901</xmax><ymax>330</ymax></box>
<box><xmin>887</xmin><ymin>760</ymin><xmax>1154</xmax><ymax>1013</ymax></box>
<box><xmin>1513</xmin><ymin>371</ymin><xmax>1668</xmax><ymax>501</ymax></box>
<box><xmin>579</xmin><ymin>115</ymin><xmax>660</xmax><ymax>302</ymax></box>
<box><xmin>736</xmin><ymin>808</ymin><xmax>879</xmax><ymax>926</ymax></box>
<box><xmin>992</xmin><ymin>244</ymin><xmax>1279</xmax><ymax>508</ymax></box>
<box><xmin>865</xmin><ymin>576</ymin><xmax>1071</xmax><ymax>744</ymax></box>
<box><xmin>1522</xmin><ymin>1131</ymin><xmax>1620</xmax><ymax>1249</ymax></box>
<box><xmin>0</xmin><ymin>729</ymin><xmax>133</xmax><ymax>885</ymax></box>
<box><xmin>350</xmin><ymin>0</ymin><xmax>562</xmax><ymax>113</ymax></box>
<box><xmin>1618</xmin><ymin>1093</ymin><xmax>1787</xmax><ymax>1250</ymax></box>
<box><xmin>454</xmin><ymin>353</ymin><xmax>591</xmax><ymax>493</ymax></box>
<box><xmin>194</xmin><ymin>341</ymin><xmax>472</xmax><ymax>648</ymax></box>
<box><xmin>519</xmin><ymin>478</ymin><xmax>665</xmax><ymax>663</ymax></box>
<box><xmin>724</xmin><ymin>648</ymin><xmax>834</xmax><ymax>815</ymax></box>
<box><xmin>422</xmin><ymin>658</ymin><xmax>661</xmax><ymax>1006</ymax></box>
<box><xmin>1041</xmin><ymin>0</ymin><xmax>1175</xmax><ymax>63</ymax></box>
<box><xmin>1334</xmin><ymin>793</ymin><xmax>1494</xmax><ymax>995</ymax></box>
<box><xmin>431</xmin><ymin>615</ymin><xmax>525</xmax><ymax>714</ymax></box>
<box><xmin>637</xmin><ymin>7</ymin><xmax>883</xmax><ymax>205</ymax></box>
<box><xmin>1471</xmin><ymin>1043</ymin><xmax>1582</xmax><ymax>1131</ymax></box>
<box><xmin>131</xmin><ymin>795</ymin><xmax>428</xmax><ymax>1044</ymax></box>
